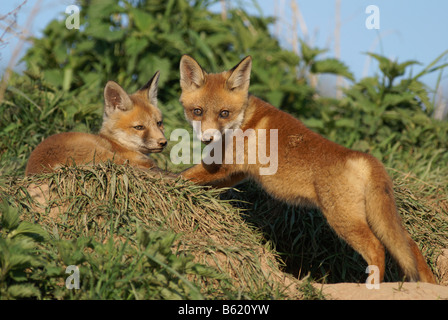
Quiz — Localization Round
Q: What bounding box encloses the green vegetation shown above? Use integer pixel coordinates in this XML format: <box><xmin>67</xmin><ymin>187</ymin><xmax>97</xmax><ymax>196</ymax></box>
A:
<box><xmin>1</xmin><ymin>164</ymin><xmax>298</xmax><ymax>299</ymax></box>
<box><xmin>0</xmin><ymin>0</ymin><xmax>447</xmax><ymax>299</ymax></box>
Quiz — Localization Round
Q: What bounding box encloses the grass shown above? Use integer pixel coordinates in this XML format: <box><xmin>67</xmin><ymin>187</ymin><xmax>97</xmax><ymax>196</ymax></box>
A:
<box><xmin>0</xmin><ymin>163</ymin><xmax>302</xmax><ymax>299</ymax></box>
<box><xmin>1</xmin><ymin>161</ymin><xmax>447</xmax><ymax>300</ymax></box>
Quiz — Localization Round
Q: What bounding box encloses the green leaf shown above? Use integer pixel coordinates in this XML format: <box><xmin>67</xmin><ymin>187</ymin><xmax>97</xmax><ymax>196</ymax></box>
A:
<box><xmin>87</xmin><ymin>0</ymin><xmax>124</xmax><ymax>18</ymax></box>
<box><xmin>1</xmin><ymin>201</ymin><xmax>21</xmax><ymax>231</ymax></box>
<box><xmin>131</xmin><ymin>9</ymin><xmax>154</xmax><ymax>33</ymax></box>
<box><xmin>411</xmin><ymin>113</ymin><xmax>431</xmax><ymax>125</ymax></box>
<box><xmin>383</xmin><ymin>92</ymin><xmax>414</xmax><ymax>108</ymax></box>
<box><xmin>10</xmin><ymin>269</ymin><xmax>27</xmax><ymax>282</ymax></box>
<box><xmin>300</xmin><ymin>39</ymin><xmax>327</xmax><ymax>64</ymax></box>
<box><xmin>266</xmin><ymin>90</ymin><xmax>284</xmax><ymax>107</ymax></box>
<box><xmin>335</xmin><ymin>118</ymin><xmax>356</xmax><ymax>128</ymax></box>
<box><xmin>413</xmin><ymin>49</ymin><xmax>448</xmax><ymax>80</ymax></box>
<box><xmin>352</xmin><ymin>140</ymin><xmax>371</xmax><ymax>152</ymax></box>
<box><xmin>43</xmin><ymin>69</ymin><xmax>63</xmax><ymax>89</ymax></box>
<box><xmin>124</xmin><ymin>37</ymin><xmax>148</xmax><ymax>57</ymax></box>
<box><xmin>365</xmin><ymin>52</ymin><xmax>393</xmax><ymax>72</ymax></box>
<box><xmin>408</xmin><ymin>80</ymin><xmax>433</xmax><ymax>113</ymax></box>
<box><xmin>53</xmin><ymin>43</ymin><xmax>68</xmax><ymax>65</ymax></box>
<box><xmin>396</xmin><ymin>60</ymin><xmax>421</xmax><ymax>76</ymax></box>
<box><xmin>13</xmin><ymin>221</ymin><xmax>49</xmax><ymax>242</ymax></box>
<box><xmin>7</xmin><ymin>284</ymin><xmax>41</xmax><ymax>299</ymax></box>
<box><xmin>311</xmin><ymin>59</ymin><xmax>354</xmax><ymax>81</ymax></box>
<box><xmin>8</xmin><ymin>251</ymin><xmax>41</xmax><ymax>270</ymax></box>
<box><xmin>303</xmin><ymin>118</ymin><xmax>324</xmax><ymax>129</ymax></box>
<box><xmin>138</xmin><ymin>56</ymin><xmax>171</xmax><ymax>86</ymax></box>
<box><xmin>188</xmin><ymin>30</ymin><xmax>215</xmax><ymax>67</ymax></box>
<box><xmin>85</xmin><ymin>14</ymin><xmax>125</xmax><ymax>42</ymax></box>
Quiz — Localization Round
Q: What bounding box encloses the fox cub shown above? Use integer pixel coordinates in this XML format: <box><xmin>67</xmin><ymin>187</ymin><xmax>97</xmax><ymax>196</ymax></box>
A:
<box><xmin>178</xmin><ymin>55</ymin><xmax>436</xmax><ymax>283</ymax></box>
<box><xmin>25</xmin><ymin>71</ymin><xmax>167</xmax><ymax>175</ymax></box>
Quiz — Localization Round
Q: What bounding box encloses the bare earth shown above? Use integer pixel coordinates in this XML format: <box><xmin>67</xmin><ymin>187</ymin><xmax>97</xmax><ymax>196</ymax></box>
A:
<box><xmin>313</xmin><ymin>249</ymin><xmax>448</xmax><ymax>300</ymax></box>
<box><xmin>315</xmin><ymin>282</ymin><xmax>448</xmax><ymax>300</ymax></box>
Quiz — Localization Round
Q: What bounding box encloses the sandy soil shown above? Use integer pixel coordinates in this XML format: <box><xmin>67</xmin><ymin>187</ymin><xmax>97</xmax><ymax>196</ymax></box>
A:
<box><xmin>313</xmin><ymin>249</ymin><xmax>448</xmax><ymax>300</ymax></box>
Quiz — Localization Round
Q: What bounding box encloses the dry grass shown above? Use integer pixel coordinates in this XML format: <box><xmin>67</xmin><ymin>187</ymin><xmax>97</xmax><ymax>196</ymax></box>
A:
<box><xmin>1</xmin><ymin>163</ymin><xmax>302</xmax><ymax>299</ymax></box>
<box><xmin>1</xmin><ymin>162</ymin><xmax>446</xmax><ymax>299</ymax></box>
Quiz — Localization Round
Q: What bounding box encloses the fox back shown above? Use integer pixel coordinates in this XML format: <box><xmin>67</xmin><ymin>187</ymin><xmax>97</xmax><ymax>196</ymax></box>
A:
<box><xmin>25</xmin><ymin>71</ymin><xmax>167</xmax><ymax>175</ymax></box>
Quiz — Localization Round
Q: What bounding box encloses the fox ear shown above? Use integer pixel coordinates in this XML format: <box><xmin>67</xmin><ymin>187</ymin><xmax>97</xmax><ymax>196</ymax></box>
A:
<box><xmin>104</xmin><ymin>81</ymin><xmax>133</xmax><ymax>115</ymax></box>
<box><xmin>140</xmin><ymin>70</ymin><xmax>160</xmax><ymax>107</ymax></box>
<box><xmin>180</xmin><ymin>55</ymin><xmax>205</xmax><ymax>90</ymax></box>
<box><xmin>226</xmin><ymin>56</ymin><xmax>252</xmax><ymax>92</ymax></box>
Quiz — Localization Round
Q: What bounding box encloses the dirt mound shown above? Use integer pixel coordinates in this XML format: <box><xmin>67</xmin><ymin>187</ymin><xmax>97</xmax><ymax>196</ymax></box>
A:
<box><xmin>3</xmin><ymin>164</ymin><xmax>447</xmax><ymax>300</ymax></box>
<box><xmin>3</xmin><ymin>164</ymin><xmax>299</xmax><ymax>299</ymax></box>
<box><xmin>314</xmin><ymin>249</ymin><xmax>448</xmax><ymax>300</ymax></box>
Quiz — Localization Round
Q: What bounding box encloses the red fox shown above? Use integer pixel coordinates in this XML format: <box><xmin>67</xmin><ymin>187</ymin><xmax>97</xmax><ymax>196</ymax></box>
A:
<box><xmin>178</xmin><ymin>55</ymin><xmax>436</xmax><ymax>283</ymax></box>
<box><xmin>25</xmin><ymin>71</ymin><xmax>167</xmax><ymax>175</ymax></box>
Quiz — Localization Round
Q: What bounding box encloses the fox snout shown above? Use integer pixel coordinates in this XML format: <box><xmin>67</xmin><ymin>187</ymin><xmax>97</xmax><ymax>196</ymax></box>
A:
<box><xmin>199</xmin><ymin>129</ymin><xmax>224</xmax><ymax>145</ymax></box>
<box><xmin>200</xmin><ymin>130</ymin><xmax>218</xmax><ymax>144</ymax></box>
<box><xmin>157</xmin><ymin>138</ymin><xmax>168</xmax><ymax>147</ymax></box>
<box><xmin>192</xmin><ymin>121</ymin><xmax>222</xmax><ymax>144</ymax></box>
<box><xmin>144</xmin><ymin>136</ymin><xmax>167</xmax><ymax>153</ymax></box>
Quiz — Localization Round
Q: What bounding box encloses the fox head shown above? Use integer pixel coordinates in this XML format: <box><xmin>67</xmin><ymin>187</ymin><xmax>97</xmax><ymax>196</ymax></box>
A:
<box><xmin>100</xmin><ymin>71</ymin><xmax>167</xmax><ymax>154</ymax></box>
<box><xmin>179</xmin><ymin>55</ymin><xmax>252</xmax><ymax>144</ymax></box>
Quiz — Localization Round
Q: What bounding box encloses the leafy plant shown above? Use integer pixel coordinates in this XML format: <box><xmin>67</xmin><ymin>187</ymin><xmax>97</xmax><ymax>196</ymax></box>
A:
<box><xmin>298</xmin><ymin>38</ymin><xmax>354</xmax><ymax>83</ymax></box>
<box><xmin>0</xmin><ymin>191</ymin><xmax>227</xmax><ymax>300</ymax></box>
<box><xmin>55</xmin><ymin>229</ymin><xmax>219</xmax><ymax>300</ymax></box>
<box><xmin>0</xmin><ymin>164</ymin><xmax>296</xmax><ymax>300</ymax></box>
<box><xmin>0</xmin><ymin>200</ymin><xmax>49</xmax><ymax>299</ymax></box>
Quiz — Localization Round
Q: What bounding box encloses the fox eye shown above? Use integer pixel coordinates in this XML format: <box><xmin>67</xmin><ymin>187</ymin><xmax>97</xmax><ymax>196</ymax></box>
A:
<box><xmin>133</xmin><ymin>125</ymin><xmax>145</xmax><ymax>130</ymax></box>
<box><xmin>220</xmin><ymin>110</ymin><xmax>230</xmax><ymax>118</ymax></box>
<box><xmin>193</xmin><ymin>108</ymin><xmax>203</xmax><ymax>116</ymax></box>
<box><xmin>157</xmin><ymin>121</ymin><xmax>163</xmax><ymax>127</ymax></box>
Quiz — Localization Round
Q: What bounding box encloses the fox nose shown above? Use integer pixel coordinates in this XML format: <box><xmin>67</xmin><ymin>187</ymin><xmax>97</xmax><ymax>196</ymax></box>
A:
<box><xmin>201</xmin><ymin>130</ymin><xmax>219</xmax><ymax>143</ymax></box>
<box><xmin>158</xmin><ymin>138</ymin><xmax>167</xmax><ymax>147</ymax></box>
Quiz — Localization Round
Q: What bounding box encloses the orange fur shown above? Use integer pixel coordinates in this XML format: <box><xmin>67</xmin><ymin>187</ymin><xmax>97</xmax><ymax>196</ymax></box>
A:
<box><xmin>25</xmin><ymin>72</ymin><xmax>167</xmax><ymax>175</ymax></box>
<box><xmin>179</xmin><ymin>55</ymin><xmax>436</xmax><ymax>283</ymax></box>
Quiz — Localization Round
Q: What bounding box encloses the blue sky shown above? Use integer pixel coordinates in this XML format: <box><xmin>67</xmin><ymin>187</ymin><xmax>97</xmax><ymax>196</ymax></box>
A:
<box><xmin>1</xmin><ymin>0</ymin><xmax>448</xmax><ymax>96</ymax></box>
<box><xmin>232</xmin><ymin>0</ymin><xmax>448</xmax><ymax>95</ymax></box>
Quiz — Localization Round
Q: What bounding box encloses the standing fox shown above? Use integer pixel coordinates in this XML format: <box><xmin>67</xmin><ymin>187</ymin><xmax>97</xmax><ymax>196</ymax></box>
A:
<box><xmin>179</xmin><ymin>55</ymin><xmax>436</xmax><ymax>283</ymax></box>
<box><xmin>25</xmin><ymin>71</ymin><xmax>167</xmax><ymax>175</ymax></box>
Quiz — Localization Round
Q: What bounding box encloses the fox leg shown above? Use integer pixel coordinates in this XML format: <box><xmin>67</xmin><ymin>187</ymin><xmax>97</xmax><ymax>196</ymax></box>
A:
<box><xmin>181</xmin><ymin>163</ymin><xmax>226</xmax><ymax>184</ymax></box>
<box><xmin>207</xmin><ymin>172</ymin><xmax>247</xmax><ymax>188</ymax></box>
<box><xmin>318</xmin><ymin>200</ymin><xmax>386</xmax><ymax>281</ymax></box>
<box><xmin>181</xmin><ymin>163</ymin><xmax>246</xmax><ymax>188</ymax></box>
